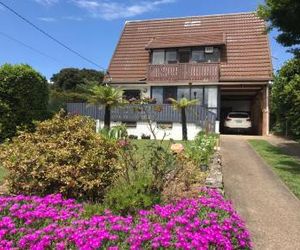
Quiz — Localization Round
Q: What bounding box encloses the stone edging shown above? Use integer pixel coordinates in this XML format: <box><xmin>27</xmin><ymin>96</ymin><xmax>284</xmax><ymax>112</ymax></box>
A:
<box><xmin>205</xmin><ymin>150</ymin><xmax>224</xmax><ymax>195</ymax></box>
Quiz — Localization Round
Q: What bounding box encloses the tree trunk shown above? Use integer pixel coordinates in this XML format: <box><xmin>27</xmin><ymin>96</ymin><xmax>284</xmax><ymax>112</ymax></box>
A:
<box><xmin>181</xmin><ymin>108</ymin><xmax>187</xmax><ymax>140</ymax></box>
<box><xmin>104</xmin><ymin>105</ymin><xmax>111</xmax><ymax>129</ymax></box>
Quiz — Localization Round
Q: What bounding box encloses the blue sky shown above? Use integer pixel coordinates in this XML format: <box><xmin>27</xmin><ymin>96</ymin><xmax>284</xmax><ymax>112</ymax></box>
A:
<box><xmin>0</xmin><ymin>0</ymin><xmax>293</xmax><ymax>79</ymax></box>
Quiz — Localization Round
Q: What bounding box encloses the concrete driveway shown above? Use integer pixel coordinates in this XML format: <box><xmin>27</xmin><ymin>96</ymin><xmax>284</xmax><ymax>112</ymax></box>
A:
<box><xmin>221</xmin><ymin>135</ymin><xmax>300</xmax><ymax>250</ymax></box>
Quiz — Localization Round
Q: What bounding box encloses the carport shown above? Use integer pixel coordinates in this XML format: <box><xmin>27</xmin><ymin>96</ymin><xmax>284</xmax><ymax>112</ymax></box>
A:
<box><xmin>219</xmin><ymin>85</ymin><xmax>269</xmax><ymax>135</ymax></box>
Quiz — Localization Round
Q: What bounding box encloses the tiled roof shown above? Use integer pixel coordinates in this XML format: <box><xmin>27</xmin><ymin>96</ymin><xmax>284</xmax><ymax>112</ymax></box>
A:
<box><xmin>108</xmin><ymin>12</ymin><xmax>273</xmax><ymax>83</ymax></box>
<box><xmin>145</xmin><ymin>33</ymin><xmax>226</xmax><ymax>49</ymax></box>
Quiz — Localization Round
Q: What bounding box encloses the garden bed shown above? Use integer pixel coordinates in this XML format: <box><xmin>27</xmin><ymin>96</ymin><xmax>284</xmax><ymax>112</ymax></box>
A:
<box><xmin>0</xmin><ymin>113</ymin><xmax>251</xmax><ymax>249</ymax></box>
<box><xmin>0</xmin><ymin>189</ymin><xmax>252</xmax><ymax>249</ymax></box>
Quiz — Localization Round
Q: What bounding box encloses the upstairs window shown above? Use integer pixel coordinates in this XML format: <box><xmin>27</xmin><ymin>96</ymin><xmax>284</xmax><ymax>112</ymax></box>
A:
<box><xmin>151</xmin><ymin>47</ymin><xmax>221</xmax><ymax>64</ymax></box>
<box><xmin>166</xmin><ymin>50</ymin><xmax>177</xmax><ymax>64</ymax></box>
<box><xmin>205</xmin><ymin>48</ymin><xmax>220</xmax><ymax>62</ymax></box>
<box><xmin>178</xmin><ymin>49</ymin><xmax>190</xmax><ymax>63</ymax></box>
<box><xmin>152</xmin><ymin>50</ymin><xmax>165</xmax><ymax>64</ymax></box>
<box><xmin>191</xmin><ymin>50</ymin><xmax>205</xmax><ymax>63</ymax></box>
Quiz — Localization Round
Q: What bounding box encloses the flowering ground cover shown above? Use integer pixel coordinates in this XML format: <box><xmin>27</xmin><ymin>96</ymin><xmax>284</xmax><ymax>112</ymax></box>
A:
<box><xmin>0</xmin><ymin>188</ymin><xmax>252</xmax><ymax>250</ymax></box>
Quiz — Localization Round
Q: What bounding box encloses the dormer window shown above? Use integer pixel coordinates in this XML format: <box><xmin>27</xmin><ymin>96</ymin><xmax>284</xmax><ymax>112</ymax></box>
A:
<box><xmin>152</xmin><ymin>50</ymin><xmax>165</xmax><ymax>64</ymax></box>
<box><xmin>205</xmin><ymin>48</ymin><xmax>220</xmax><ymax>62</ymax></box>
<box><xmin>151</xmin><ymin>47</ymin><xmax>220</xmax><ymax>64</ymax></box>
<box><xmin>192</xmin><ymin>50</ymin><xmax>205</xmax><ymax>63</ymax></box>
<box><xmin>166</xmin><ymin>50</ymin><xmax>177</xmax><ymax>64</ymax></box>
<box><xmin>178</xmin><ymin>49</ymin><xmax>190</xmax><ymax>63</ymax></box>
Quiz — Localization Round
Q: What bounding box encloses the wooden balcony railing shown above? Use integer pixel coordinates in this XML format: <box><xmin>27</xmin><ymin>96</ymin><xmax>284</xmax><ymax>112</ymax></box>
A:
<box><xmin>147</xmin><ymin>63</ymin><xmax>220</xmax><ymax>82</ymax></box>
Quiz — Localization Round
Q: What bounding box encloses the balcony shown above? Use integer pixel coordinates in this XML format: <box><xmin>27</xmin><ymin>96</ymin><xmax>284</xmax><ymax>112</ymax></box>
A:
<box><xmin>147</xmin><ymin>63</ymin><xmax>219</xmax><ymax>82</ymax></box>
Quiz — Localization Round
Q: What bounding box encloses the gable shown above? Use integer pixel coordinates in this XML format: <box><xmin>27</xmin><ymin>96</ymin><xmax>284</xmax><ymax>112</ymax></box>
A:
<box><xmin>108</xmin><ymin>12</ymin><xmax>272</xmax><ymax>83</ymax></box>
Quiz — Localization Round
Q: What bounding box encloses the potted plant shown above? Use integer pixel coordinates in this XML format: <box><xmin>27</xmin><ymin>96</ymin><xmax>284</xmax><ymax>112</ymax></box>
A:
<box><xmin>128</xmin><ymin>134</ymin><xmax>138</xmax><ymax>139</ymax></box>
<box><xmin>141</xmin><ymin>133</ymin><xmax>151</xmax><ymax>139</ymax></box>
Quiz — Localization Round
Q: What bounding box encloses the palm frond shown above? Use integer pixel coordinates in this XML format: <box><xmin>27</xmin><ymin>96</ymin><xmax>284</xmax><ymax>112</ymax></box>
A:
<box><xmin>169</xmin><ymin>98</ymin><xmax>198</xmax><ymax>109</ymax></box>
<box><xmin>87</xmin><ymin>85</ymin><xmax>124</xmax><ymax>107</ymax></box>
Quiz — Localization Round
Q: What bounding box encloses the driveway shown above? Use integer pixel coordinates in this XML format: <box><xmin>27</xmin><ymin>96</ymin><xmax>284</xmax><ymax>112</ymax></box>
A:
<box><xmin>221</xmin><ymin>135</ymin><xmax>300</xmax><ymax>250</ymax></box>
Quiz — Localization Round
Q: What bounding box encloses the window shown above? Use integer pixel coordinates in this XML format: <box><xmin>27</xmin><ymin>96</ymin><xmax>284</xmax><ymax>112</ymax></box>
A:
<box><xmin>151</xmin><ymin>87</ymin><xmax>178</xmax><ymax>104</ymax></box>
<box><xmin>152</xmin><ymin>50</ymin><xmax>165</xmax><ymax>64</ymax></box>
<box><xmin>205</xmin><ymin>48</ymin><xmax>220</xmax><ymax>62</ymax></box>
<box><xmin>123</xmin><ymin>90</ymin><xmax>141</xmax><ymax>101</ymax></box>
<box><xmin>122</xmin><ymin>122</ymin><xmax>137</xmax><ymax>128</ymax></box>
<box><xmin>151</xmin><ymin>87</ymin><xmax>163</xmax><ymax>104</ymax></box>
<box><xmin>166</xmin><ymin>50</ymin><xmax>177</xmax><ymax>64</ymax></box>
<box><xmin>204</xmin><ymin>86</ymin><xmax>218</xmax><ymax>108</ymax></box>
<box><xmin>163</xmin><ymin>87</ymin><xmax>177</xmax><ymax>103</ymax></box>
<box><xmin>177</xmin><ymin>87</ymin><xmax>190</xmax><ymax>100</ymax></box>
<box><xmin>191</xmin><ymin>87</ymin><xmax>203</xmax><ymax>104</ymax></box>
<box><xmin>178</xmin><ymin>50</ymin><xmax>190</xmax><ymax>63</ymax></box>
<box><xmin>192</xmin><ymin>50</ymin><xmax>205</xmax><ymax>63</ymax></box>
<box><xmin>157</xmin><ymin>122</ymin><xmax>173</xmax><ymax>129</ymax></box>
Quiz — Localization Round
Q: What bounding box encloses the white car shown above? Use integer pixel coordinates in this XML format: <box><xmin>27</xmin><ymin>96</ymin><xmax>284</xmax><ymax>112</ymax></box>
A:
<box><xmin>224</xmin><ymin>112</ymin><xmax>252</xmax><ymax>132</ymax></box>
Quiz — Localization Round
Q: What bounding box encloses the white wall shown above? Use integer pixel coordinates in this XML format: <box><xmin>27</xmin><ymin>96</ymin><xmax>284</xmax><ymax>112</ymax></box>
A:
<box><xmin>96</xmin><ymin>120</ymin><xmax>202</xmax><ymax>140</ymax></box>
<box><xmin>221</xmin><ymin>100</ymin><xmax>251</xmax><ymax>112</ymax></box>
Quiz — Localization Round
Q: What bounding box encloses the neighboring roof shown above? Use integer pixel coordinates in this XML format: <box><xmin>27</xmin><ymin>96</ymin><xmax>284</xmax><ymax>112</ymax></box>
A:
<box><xmin>145</xmin><ymin>33</ymin><xmax>226</xmax><ymax>49</ymax></box>
<box><xmin>108</xmin><ymin>12</ymin><xmax>273</xmax><ymax>83</ymax></box>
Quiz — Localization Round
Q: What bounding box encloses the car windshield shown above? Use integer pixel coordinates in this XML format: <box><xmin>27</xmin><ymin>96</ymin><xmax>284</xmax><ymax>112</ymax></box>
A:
<box><xmin>228</xmin><ymin>113</ymin><xmax>249</xmax><ymax>118</ymax></box>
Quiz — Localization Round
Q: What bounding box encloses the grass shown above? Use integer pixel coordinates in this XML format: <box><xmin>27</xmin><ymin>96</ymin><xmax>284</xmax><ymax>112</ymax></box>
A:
<box><xmin>132</xmin><ymin>139</ymin><xmax>185</xmax><ymax>160</ymax></box>
<box><xmin>248</xmin><ymin>139</ymin><xmax>300</xmax><ymax>199</ymax></box>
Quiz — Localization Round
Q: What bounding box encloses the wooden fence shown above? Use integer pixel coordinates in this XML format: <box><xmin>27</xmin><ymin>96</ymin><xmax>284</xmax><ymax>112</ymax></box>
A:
<box><xmin>66</xmin><ymin>103</ymin><xmax>217</xmax><ymax>132</ymax></box>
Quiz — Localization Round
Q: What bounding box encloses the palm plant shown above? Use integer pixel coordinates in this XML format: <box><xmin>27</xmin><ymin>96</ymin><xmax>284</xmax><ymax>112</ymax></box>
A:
<box><xmin>168</xmin><ymin>98</ymin><xmax>198</xmax><ymax>140</ymax></box>
<box><xmin>86</xmin><ymin>85</ymin><xmax>124</xmax><ymax>129</ymax></box>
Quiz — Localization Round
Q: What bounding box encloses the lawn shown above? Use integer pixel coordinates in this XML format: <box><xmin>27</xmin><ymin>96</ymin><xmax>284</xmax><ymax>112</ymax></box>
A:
<box><xmin>248</xmin><ymin>139</ymin><xmax>300</xmax><ymax>199</ymax></box>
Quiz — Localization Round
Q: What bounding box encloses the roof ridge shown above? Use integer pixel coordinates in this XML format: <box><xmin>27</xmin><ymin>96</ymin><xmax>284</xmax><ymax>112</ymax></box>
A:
<box><xmin>125</xmin><ymin>11</ymin><xmax>256</xmax><ymax>24</ymax></box>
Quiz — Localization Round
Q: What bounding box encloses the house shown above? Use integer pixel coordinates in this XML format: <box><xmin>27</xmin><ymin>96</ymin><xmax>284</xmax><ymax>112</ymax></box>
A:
<box><xmin>106</xmin><ymin>12</ymin><xmax>272</xmax><ymax>136</ymax></box>
<box><xmin>68</xmin><ymin>12</ymin><xmax>272</xmax><ymax>139</ymax></box>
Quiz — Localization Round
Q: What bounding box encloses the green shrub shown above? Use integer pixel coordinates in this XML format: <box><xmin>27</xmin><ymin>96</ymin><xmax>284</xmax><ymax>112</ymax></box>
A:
<box><xmin>99</xmin><ymin>125</ymin><xmax>128</xmax><ymax>140</ymax></box>
<box><xmin>0</xmin><ymin>64</ymin><xmax>49</xmax><ymax>141</ymax></box>
<box><xmin>185</xmin><ymin>133</ymin><xmax>217</xmax><ymax>166</ymax></box>
<box><xmin>101</xmin><ymin>140</ymin><xmax>176</xmax><ymax>215</ymax></box>
<box><xmin>103</xmin><ymin>168</ymin><xmax>160</xmax><ymax>215</ymax></box>
<box><xmin>48</xmin><ymin>89</ymin><xmax>89</xmax><ymax>114</ymax></box>
<box><xmin>146</xmin><ymin>142</ymin><xmax>177</xmax><ymax>192</ymax></box>
<box><xmin>0</xmin><ymin>111</ymin><xmax>122</xmax><ymax>201</ymax></box>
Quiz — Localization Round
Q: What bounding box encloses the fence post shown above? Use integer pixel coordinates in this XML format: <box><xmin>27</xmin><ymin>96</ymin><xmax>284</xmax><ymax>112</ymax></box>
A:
<box><xmin>96</xmin><ymin>119</ymin><xmax>100</xmax><ymax>133</ymax></box>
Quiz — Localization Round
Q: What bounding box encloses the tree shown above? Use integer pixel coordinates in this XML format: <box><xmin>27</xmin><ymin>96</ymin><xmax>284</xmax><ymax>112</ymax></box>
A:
<box><xmin>51</xmin><ymin>68</ymin><xmax>104</xmax><ymax>90</ymax></box>
<box><xmin>0</xmin><ymin>64</ymin><xmax>49</xmax><ymax>141</ymax></box>
<box><xmin>271</xmin><ymin>58</ymin><xmax>300</xmax><ymax>137</ymax></box>
<box><xmin>86</xmin><ymin>85</ymin><xmax>124</xmax><ymax>129</ymax></box>
<box><xmin>168</xmin><ymin>98</ymin><xmax>198</xmax><ymax>140</ymax></box>
<box><xmin>258</xmin><ymin>0</ymin><xmax>300</xmax><ymax>54</ymax></box>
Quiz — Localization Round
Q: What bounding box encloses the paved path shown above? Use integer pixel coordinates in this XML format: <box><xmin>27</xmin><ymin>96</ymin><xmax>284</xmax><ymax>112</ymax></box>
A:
<box><xmin>221</xmin><ymin>135</ymin><xmax>300</xmax><ymax>250</ymax></box>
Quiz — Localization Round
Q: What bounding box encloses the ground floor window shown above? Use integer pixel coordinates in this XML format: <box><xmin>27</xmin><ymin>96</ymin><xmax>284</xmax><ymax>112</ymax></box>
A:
<box><xmin>123</xmin><ymin>89</ymin><xmax>141</xmax><ymax>101</ymax></box>
<box><xmin>204</xmin><ymin>86</ymin><xmax>218</xmax><ymax>114</ymax></box>
<box><xmin>151</xmin><ymin>86</ymin><xmax>217</xmax><ymax>109</ymax></box>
